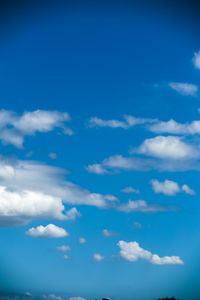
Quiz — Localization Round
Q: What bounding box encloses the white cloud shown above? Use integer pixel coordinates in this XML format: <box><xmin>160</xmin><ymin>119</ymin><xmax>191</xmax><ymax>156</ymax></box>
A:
<box><xmin>193</xmin><ymin>49</ymin><xmax>200</xmax><ymax>69</ymax></box>
<box><xmin>169</xmin><ymin>82</ymin><xmax>198</xmax><ymax>96</ymax></box>
<box><xmin>117</xmin><ymin>241</ymin><xmax>183</xmax><ymax>265</ymax></box>
<box><xmin>63</xmin><ymin>254</ymin><xmax>70</xmax><ymax>260</ymax></box>
<box><xmin>0</xmin><ymin>109</ymin><xmax>73</xmax><ymax>148</ymax></box>
<box><xmin>149</xmin><ymin>119</ymin><xmax>200</xmax><ymax>135</ymax></box>
<box><xmin>26</xmin><ymin>224</ymin><xmax>69</xmax><ymax>238</ymax></box>
<box><xmin>93</xmin><ymin>253</ymin><xmax>105</xmax><ymax>262</ymax></box>
<box><xmin>0</xmin><ymin>158</ymin><xmax>118</xmax><ymax>226</ymax></box>
<box><xmin>117</xmin><ymin>200</ymin><xmax>174</xmax><ymax>213</ymax></box>
<box><xmin>102</xmin><ymin>229</ymin><xmax>117</xmax><ymax>237</ymax></box>
<box><xmin>56</xmin><ymin>245</ymin><xmax>71</xmax><ymax>252</ymax></box>
<box><xmin>68</xmin><ymin>297</ymin><xmax>86</xmax><ymax>300</ymax></box>
<box><xmin>88</xmin><ymin>115</ymin><xmax>155</xmax><ymax>129</ymax></box>
<box><xmin>49</xmin><ymin>153</ymin><xmax>57</xmax><ymax>160</ymax></box>
<box><xmin>86</xmin><ymin>164</ymin><xmax>107</xmax><ymax>175</ymax></box>
<box><xmin>136</xmin><ymin>136</ymin><xmax>198</xmax><ymax>159</ymax></box>
<box><xmin>65</xmin><ymin>208</ymin><xmax>81</xmax><ymax>221</ymax></box>
<box><xmin>79</xmin><ymin>237</ymin><xmax>86</xmax><ymax>244</ymax></box>
<box><xmin>181</xmin><ymin>184</ymin><xmax>196</xmax><ymax>195</ymax></box>
<box><xmin>43</xmin><ymin>295</ymin><xmax>63</xmax><ymax>300</ymax></box>
<box><xmin>121</xmin><ymin>186</ymin><xmax>140</xmax><ymax>194</ymax></box>
<box><xmin>25</xmin><ymin>292</ymin><xmax>32</xmax><ymax>297</ymax></box>
<box><xmin>151</xmin><ymin>179</ymin><xmax>195</xmax><ymax>196</ymax></box>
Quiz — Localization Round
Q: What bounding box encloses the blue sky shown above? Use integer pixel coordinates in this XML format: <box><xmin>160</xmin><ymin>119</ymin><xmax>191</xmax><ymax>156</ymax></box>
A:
<box><xmin>1</xmin><ymin>1</ymin><xmax>200</xmax><ymax>300</ymax></box>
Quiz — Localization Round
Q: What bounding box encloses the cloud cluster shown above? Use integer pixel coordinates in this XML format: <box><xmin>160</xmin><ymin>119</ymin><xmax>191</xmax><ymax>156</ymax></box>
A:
<box><xmin>0</xmin><ymin>109</ymin><xmax>73</xmax><ymax>148</ymax></box>
<box><xmin>151</xmin><ymin>179</ymin><xmax>195</xmax><ymax>196</ymax></box>
<box><xmin>26</xmin><ymin>224</ymin><xmax>69</xmax><ymax>238</ymax></box>
<box><xmin>118</xmin><ymin>241</ymin><xmax>183</xmax><ymax>265</ymax></box>
<box><xmin>169</xmin><ymin>82</ymin><xmax>198</xmax><ymax>96</ymax></box>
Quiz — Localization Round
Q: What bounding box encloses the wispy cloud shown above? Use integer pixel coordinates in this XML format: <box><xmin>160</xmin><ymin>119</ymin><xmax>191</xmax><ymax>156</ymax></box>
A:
<box><xmin>193</xmin><ymin>49</ymin><xmax>200</xmax><ymax>69</ymax></box>
<box><xmin>121</xmin><ymin>186</ymin><xmax>140</xmax><ymax>194</ymax></box>
<box><xmin>117</xmin><ymin>200</ymin><xmax>176</xmax><ymax>213</ymax></box>
<box><xmin>169</xmin><ymin>82</ymin><xmax>198</xmax><ymax>96</ymax></box>
<box><xmin>117</xmin><ymin>240</ymin><xmax>183</xmax><ymax>265</ymax></box>
<box><xmin>102</xmin><ymin>229</ymin><xmax>117</xmax><ymax>237</ymax></box>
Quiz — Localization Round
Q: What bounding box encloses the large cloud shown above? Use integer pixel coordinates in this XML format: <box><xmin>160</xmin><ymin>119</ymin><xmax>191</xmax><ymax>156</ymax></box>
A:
<box><xmin>0</xmin><ymin>157</ymin><xmax>118</xmax><ymax>226</ymax></box>
<box><xmin>117</xmin><ymin>241</ymin><xmax>183</xmax><ymax>265</ymax></box>
<box><xmin>0</xmin><ymin>109</ymin><xmax>73</xmax><ymax>148</ymax></box>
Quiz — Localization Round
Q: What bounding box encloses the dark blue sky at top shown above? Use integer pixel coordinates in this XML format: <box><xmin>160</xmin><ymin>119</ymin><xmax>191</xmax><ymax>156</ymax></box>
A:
<box><xmin>0</xmin><ymin>1</ymin><xmax>200</xmax><ymax>300</ymax></box>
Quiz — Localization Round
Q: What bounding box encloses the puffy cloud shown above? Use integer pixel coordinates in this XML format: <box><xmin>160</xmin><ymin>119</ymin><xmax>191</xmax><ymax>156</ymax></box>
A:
<box><xmin>151</xmin><ymin>179</ymin><xmax>195</xmax><ymax>196</ymax></box>
<box><xmin>193</xmin><ymin>49</ymin><xmax>200</xmax><ymax>69</ymax></box>
<box><xmin>65</xmin><ymin>208</ymin><xmax>81</xmax><ymax>221</ymax></box>
<box><xmin>0</xmin><ymin>158</ymin><xmax>118</xmax><ymax>226</ymax></box>
<box><xmin>79</xmin><ymin>237</ymin><xmax>86</xmax><ymax>244</ymax></box>
<box><xmin>117</xmin><ymin>241</ymin><xmax>183</xmax><ymax>265</ymax></box>
<box><xmin>136</xmin><ymin>136</ymin><xmax>198</xmax><ymax>159</ymax></box>
<box><xmin>102</xmin><ymin>229</ymin><xmax>117</xmax><ymax>237</ymax></box>
<box><xmin>26</xmin><ymin>224</ymin><xmax>69</xmax><ymax>238</ymax></box>
<box><xmin>169</xmin><ymin>82</ymin><xmax>198</xmax><ymax>96</ymax></box>
<box><xmin>149</xmin><ymin>119</ymin><xmax>200</xmax><ymax>135</ymax></box>
<box><xmin>0</xmin><ymin>109</ymin><xmax>73</xmax><ymax>148</ymax></box>
<box><xmin>88</xmin><ymin>115</ymin><xmax>155</xmax><ymax>129</ymax></box>
<box><xmin>56</xmin><ymin>245</ymin><xmax>71</xmax><ymax>252</ymax></box>
<box><xmin>117</xmin><ymin>200</ymin><xmax>174</xmax><ymax>213</ymax></box>
<box><xmin>121</xmin><ymin>186</ymin><xmax>140</xmax><ymax>194</ymax></box>
<box><xmin>93</xmin><ymin>253</ymin><xmax>105</xmax><ymax>262</ymax></box>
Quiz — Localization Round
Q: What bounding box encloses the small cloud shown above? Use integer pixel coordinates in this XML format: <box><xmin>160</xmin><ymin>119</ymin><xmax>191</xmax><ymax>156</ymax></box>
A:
<box><xmin>86</xmin><ymin>163</ymin><xmax>108</xmax><ymax>175</ymax></box>
<box><xmin>133</xmin><ymin>222</ymin><xmax>142</xmax><ymax>229</ymax></box>
<box><xmin>49</xmin><ymin>153</ymin><xmax>57</xmax><ymax>160</ymax></box>
<box><xmin>151</xmin><ymin>179</ymin><xmax>195</xmax><ymax>196</ymax></box>
<box><xmin>26</xmin><ymin>151</ymin><xmax>33</xmax><ymax>158</ymax></box>
<box><xmin>63</xmin><ymin>254</ymin><xmax>70</xmax><ymax>259</ymax></box>
<box><xmin>65</xmin><ymin>207</ymin><xmax>81</xmax><ymax>221</ymax></box>
<box><xmin>79</xmin><ymin>237</ymin><xmax>86</xmax><ymax>244</ymax></box>
<box><xmin>169</xmin><ymin>82</ymin><xmax>198</xmax><ymax>96</ymax></box>
<box><xmin>56</xmin><ymin>245</ymin><xmax>71</xmax><ymax>252</ymax></box>
<box><xmin>102</xmin><ymin>229</ymin><xmax>117</xmax><ymax>237</ymax></box>
<box><xmin>43</xmin><ymin>295</ymin><xmax>63</xmax><ymax>300</ymax></box>
<box><xmin>182</xmin><ymin>184</ymin><xmax>196</xmax><ymax>195</ymax></box>
<box><xmin>26</xmin><ymin>224</ymin><xmax>69</xmax><ymax>238</ymax></box>
<box><xmin>25</xmin><ymin>292</ymin><xmax>32</xmax><ymax>297</ymax></box>
<box><xmin>68</xmin><ymin>297</ymin><xmax>86</xmax><ymax>300</ymax></box>
<box><xmin>93</xmin><ymin>253</ymin><xmax>105</xmax><ymax>262</ymax></box>
<box><xmin>193</xmin><ymin>49</ymin><xmax>200</xmax><ymax>69</ymax></box>
<box><xmin>121</xmin><ymin>186</ymin><xmax>140</xmax><ymax>194</ymax></box>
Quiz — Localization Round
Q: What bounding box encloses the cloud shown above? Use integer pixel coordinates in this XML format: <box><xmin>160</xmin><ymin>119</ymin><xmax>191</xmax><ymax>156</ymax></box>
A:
<box><xmin>65</xmin><ymin>208</ymin><xmax>81</xmax><ymax>221</ymax></box>
<box><xmin>149</xmin><ymin>119</ymin><xmax>200</xmax><ymax>135</ymax></box>
<box><xmin>102</xmin><ymin>229</ymin><xmax>117</xmax><ymax>237</ymax></box>
<box><xmin>136</xmin><ymin>136</ymin><xmax>198</xmax><ymax>159</ymax></box>
<box><xmin>133</xmin><ymin>222</ymin><xmax>142</xmax><ymax>229</ymax></box>
<box><xmin>86</xmin><ymin>163</ymin><xmax>108</xmax><ymax>175</ymax></box>
<box><xmin>0</xmin><ymin>109</ymin><xmax>73</xmax><ymax>148</ymax></box>
<box><xmin>49</xmin><ymin>153</ymin><xmax>57</xmax><ymax>160</ymax></box>
<box><xmin>56</xmin><ymin>245</ymin><xmax>71</xmax><ymax>252</ymax></box>
<box><xmin>117</xmin><ymin>241</ymin><xmax>183</xmax><ymax>265</ymax></box>
<box><xmin>63</xmin><ymin>255</ymin><xmax>70</xmax><ymax>259</ymax></box>
<box><xmin>68</xmin><ymin>297</ymin><xmax>86</xmax><ymax>300</ymax></box>
<box><xmin>169</xmin><ymin>82</ymin><xmax>198</xmax><ymax>96</ymax></box>
<box><xmin>193</xmin><ymin>49</ymin><xmax>200</xmax><ymax>69</ymax></box>
<box><xmin>151</xmin><ymin>179</ymin><xmax>195</xmax><ymax>196</ymax></box>
<box><xmin>93</xmin><ymin>253</ymin><xmax>105</xmax><ymax>262</ymax></box>
<box><xmin>117</xmin><ymin>200</ymin><xmax>175</xmax><ymax>213</ymax></box>
<box><xmin>79</xmin><ymin>237</ymin><xmax>86</xmax><ymax>244</ymax></box>
<box><xmin>25</xmin><ymin>224</ymin><xmax>69</xmax><ymax>238</ymax></box>
<box><xmin>121</xmin><ymin>186</ymin><xmax>140</xmax><ymax>194</ymax></box>
<box><xmin>88</xmin><ymin>115</ymin><xmax>155</xmax><ymax>129</ymax></box>
<box><xmin>25</xmin><ymin>292</ymin><xmax>32</xmax><ymax>297</ymax></box>
<box><xmin>43</xmin><ymin>295</ymin><xmax>63</xmax><ymax>300</ymax></box>
<box><xmin>0</xmin><ymin>157</ymin><xmax>118</xmax><ymax>226</ymax></box>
